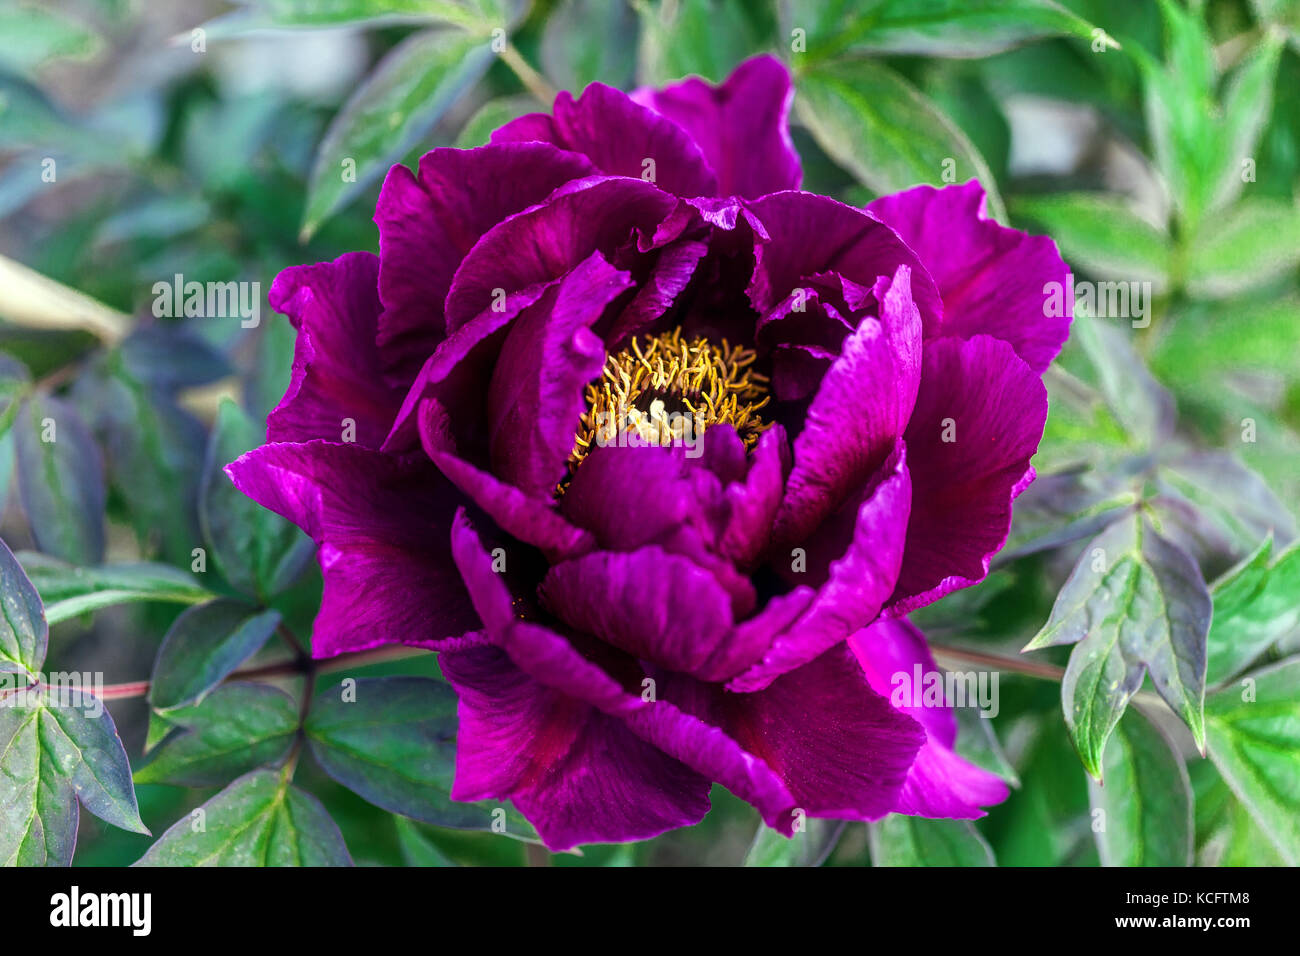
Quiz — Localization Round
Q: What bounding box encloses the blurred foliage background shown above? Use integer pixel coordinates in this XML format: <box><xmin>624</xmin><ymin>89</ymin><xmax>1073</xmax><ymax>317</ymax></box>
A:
<box><xmin>0</xmin><ymin>0</ymin><xmax>1297</xmax><ymax>867</ymax></box>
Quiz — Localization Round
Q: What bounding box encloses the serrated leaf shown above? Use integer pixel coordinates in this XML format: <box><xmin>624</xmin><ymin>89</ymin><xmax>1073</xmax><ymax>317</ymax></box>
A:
<box><xmin>18</xmin><ymin>552</ymin><xmax>213</xmax><ymax>626</ymax></box>
<box><xmin>201</xmin><ymin>400</ymin><xmax>313</xmax><ymax>600</ymax></box>
<box><xmin>0</xmin><ymin>537</ymin><xmax>45</xmax><ymax>677</ymax></box>
<box><xmin>1087</xmin><ymin>705</ymin><xmax>1192</xmax><ymax>866</ymax></box>
<box><xmin>304</xmin><ymin>676</ymin><xmax>536</xmax><ymax>839</ymax></box>
<box><xmin>301</xmin><ymin>27</ymin><xmax>496</xmax><ymax>239</ymax></box>
<box><xmin>1011</xmin><ymin>193</ymin><xmax>1171</xmax><ymax>288</ymax></box>
<box><xmin>1203</xmin><ymin>658</ymin><xmax>1300</xmax><ymax>864</ymax></box>
<box><xmin>135</xmin><ymin>768</ymin><xmax>351</xmax><ymax>866</ymax></box>
<box><xmin>795</xmin><ymin>57</ymin><xmax>1005</xmax><ymax>221</ymax></box>
<box><xmin>1025</xmin><ymin>513</ymin><xmax>1210</xmax><ymax>778</ymax></box>
<box><xmin>0</xmin><ymin>690</ymin><xmax>147</xmax><ymax>866</ymax></box>
<box><xmin>783</xmin><ymin>0</ymin><xmax>1114</xmax><ymax>60</ymax></box>
<box><xmin>135</xmin><ymin>683</ymin><xmax>299</xmax><ymax>787</ymax></box>
<box><xmin>868</xmin><ymin>816</ymin><xmax>994</xmax><ymax>866</ymax></box>
<box><xmin>1074</xmin><ymin>315</ymin><xmax>1175</xmax><ymax>448</ymax></box>
<box><xmin>744</xmin><ymin>818</ymin><xmax>845</xmax><ymax>866</ymax></box>
<box><xmin>13</xmin><ymin>395</ymin><xmax>105</xmax><ymax>565</ymax></box>
<box><xmin>149</xmin><ymin>600</ymin><xmax>281</xmax><ymax>712</ymax></box>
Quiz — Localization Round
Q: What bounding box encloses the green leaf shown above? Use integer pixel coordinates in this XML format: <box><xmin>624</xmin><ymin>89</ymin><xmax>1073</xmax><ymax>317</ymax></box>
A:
<box><xmin>18</xmin><ymin>553</ymin><xmax>213</xmax><ymax>626</ymax></box>
<box><xmin>1074</xmin><ymin>315</ymin><xmax>1175</xmax><ymax>448</ymax></box>
<box><xmin>1203</xmin><ymin>658</ymin><xmax>1300</xmax><ymax>864</ymax></box>
<box><xmin>795</xmin><ymin>57</ymin><xmax>1005</xmax><ymax>221</ymax></box>
<box><xmin>0</xmin><ymin>689</ymin><xmax>147</xmax><ymax>866</ymax></box>
<box><xmin>1011</xmin><ymin>193</ymin><xmax>1171</xmax><ymax>288</ymax></box>
<box><xmin>1157</xmin><ymin>451</ymin><xmax>1296</xmax><ymax>558</ymax></box>
<box><xmin>201</xmin><ymin>400</ymin><xmax>313</xmax><ymax>600</ymax></box>
<box><xmin>394</xmin><ymin>816</ymin><xmax>455</xmax><ymax>866</ymax></box>
<box><xmin>305</xmin><ymin>676</ymin><xmax>536</xmax><ymax>838</ymax></box>
<box><xmin>744</xmin><ymin>818</ymin><xmax>845</xmax><ymax>866</ymax></box>
<box><xmin>13</xmin><ymin>395</ymin><xmax>105</xmax><ymax>565</ymax></box>
<box><xmin>999</xmin><ymin>464</ymin><xmax>1140</xmax><ymax>563</ymax></box>
<box><xmin>199</xmin><ymin>0</ymin><xmax>514</xmax><ymax>36</ymax></box>
<box><xmin>542</xmin><ymin>0</ymin><xmax>636</xmax><ymax>90</ymax></box>
<box><xmin>1025</xmin><ymin>513</ymin><xmax>1210</xmax><ymax>778</ymax></box>
<box><xmin>1087</xmin><ymin>705</ymin><xmax>1193</xmax><ymax>865</ymax></box>
<box><xmin>1192</xmin><ymin>760</ymin><xmax>1287</xmax><ymax>866</ymax></box>
<box><xmin>1208</xmin><ymin>31</ymin><xmax>1284</xmax><ymax>212</ymax></box>
<box><xmin>0</xmin><ymin>538</ymin><xmax>45</xmax><ymax>678</ymax></box>
<box><xmin>135</xmin><ymin>768</ymin><xmax>352</xmax><ymax>866</ymax></box>
<box><xmin>0</xmin><ymin>353</ymin><xmax>29</xmax><ymax>439</ymax></box>
<box><xmin>454</xmin><ymin>94</ymin><xmax>537</xmax><ymax>148</ymax></box>
<box><xmin>0</xmin><ymin>5</ymin><xmax>102</xmax><ymax>74</ymax></box>
<box><xmin>149</xmin><ymin>600</ymin><xmax>282</xmax><ymax>712</ymax></box>
<box><xmin>635</xmin><ymin>0</ymin><xmax>769</xmax><ymax>84</ymax></box>
<box><xmin>300</xmin><ymin>27</ymin><xmax>496</xmax><ymax>239</ymax></box>
<box><xmin>135</xmin><ymin>683</ymin><xmax>300</xmax><ymax>787</ymax></box>
<box><xmin>868</xmin><ymin>816</ymin><xmax>994</xmax><ymax>866</ymax></box>
<box><xmin>783</xmin><ymin>0</ymin><xmax>1115</xmax><ymax>60</ymax></box>
<box><xmin>1186</xmin><ymin>199</ymin><xmax>1300</xmax><ymax>299</ymax></box>
<box><xmin>1207</xmin><ymin>538</ymin><xmax>1300</xmax><ymax>685</ymax></box>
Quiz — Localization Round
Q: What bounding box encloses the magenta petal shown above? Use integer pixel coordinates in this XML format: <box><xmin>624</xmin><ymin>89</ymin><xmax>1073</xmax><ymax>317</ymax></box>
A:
<box><xmin>497</xmin><ymin>83</ymin><xmax>717</xmax><ymax>197</ymax></box>
<box><xmin>226</xmin><ymin>443</ymin><xmax>479</xmax><ymax>657</ymax></box>
<box><xmin>718</xmin><ymin>425</ymin><xmax>790</xmax><ymax>569</ymax></box>
<box><xmin>852</xmin><ymin>619</ymin><xmax>1010</xmax><ymax>817</ymax></box>
<box><xmin>266</xmin><ymin>252</ymin><xmax>404</xmax><ymax>448</ymax></box>
<box><xmin>440</xmin><ymin>645</ymin><xmax>710</xmax><ymax>851</ymax></box>
<box><xmin>540</xmin><ymin>546</ymin><xmax>759</xmax><ymax>681</ymax></box>
<box><xmin>730</xmin><ymin>441</ymin><xmax>911</xmax><ymax>692</ymax></box>
<box><xmin>443</xmin><ymin>176</ymin><xmax>677</xmax><ymax>332</ymax></box>
<box><xmin>698</xmin><ymin>644</ymin><xmax>925</xmax><ymax>820</ymax></box>
<box><xmin>886</xmin><ymin>335</ymin><xmax>1046</xmax><ymax>615</ymax></box>
<box><xmin>745</xmin><ymin>191</ymin><xmax>942</xmax><ymax>329</ymax></box>
<box><xmin>772</xmin><ymin>265</ymin><xmax>922</xmax><ymax>547</ymax></box>
<box><xmin>373</xmin><ymin>144</ymin><xmax>596</xmax><ymax>380</ymax></box>
<box><xmin>635</xmin><ymin>54</ymin><xmax>801</xmax><ymax>198</ymax></box>
<box><xmin>487</xmin><ymin>253</ymin><xmax>632</xmax><ymax>498</ymax></box>
<box><xmin>867</xmin><ymin>181</ymin><xmax>1071</xmax><ymax>373</ymax></box>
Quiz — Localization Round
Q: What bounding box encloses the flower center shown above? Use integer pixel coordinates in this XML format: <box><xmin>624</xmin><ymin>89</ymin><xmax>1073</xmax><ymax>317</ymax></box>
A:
<box><xmin>569</xmin><ymin>328</ymin><xmax>771</xmax><ymax>473</ymax></box>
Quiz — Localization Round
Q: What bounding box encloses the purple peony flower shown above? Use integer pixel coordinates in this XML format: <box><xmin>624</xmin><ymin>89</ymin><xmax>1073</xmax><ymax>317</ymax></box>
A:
<box><xmin>229</xmin><ymin>54</ymin><xmax>1070</xmax><ymax>850</ymax></box>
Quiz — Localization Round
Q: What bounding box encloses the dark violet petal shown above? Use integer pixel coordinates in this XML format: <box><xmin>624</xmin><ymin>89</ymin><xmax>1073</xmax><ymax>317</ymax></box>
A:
<box><xmin>745</xmin><ymin>191</ymin><xmax>942</xmax><ymax>331</ymax></box>
<box><xmin>867</xmin><ymin>181</ymin><xmax>1071</xmax><ymax>374</ymax></box>
<box><xmin>383</xmin><ymin>285</ymin><xmax>549</xmax><ymax>457</ymax></box>
<box><xmin>439</xmin><ymin>645</ymin><xmax>710</xmax><ymax>851</ymax></box>
<box><xmin>852</xmin><ymin>619</ymin><xmax>1009</xmax><ymax>818</ymax></box>
<box><xmin>500</xmin><ymin>83</ymin><xmax>717</xmax><ymax>197</ymax></box>
<box><xmin>731</xmin><ymin>442</ymin><xmax>911</xmax><ymax>692</ymax></box>
<box><xmin>682</xmin><ymin>644</ymin><xmax>925</xmax><ymax>822</ymax></box>
<box><xmin>718</xmin><ymin>425</ymin><xmax>790</xmax><ymax>569</ymax></box>
<box><xmin>487</xmin><ymin>253</ymin><xmax>633</xmax><ymax>498</ymax></box>
<box><xmin>266</xmin><ymin>252</ymin><xmax>403</xmax><ymax>448</ymax></box>
<box><xmin>540</xmin><ymin>545</ymin><xmax>757</xmax><ymax>681</ymax></box>
<box><xmin>443</xmin><ymin>176</ymin><xmax>678</xmax><ymax>332</ymax></box>
<box><xmin>226</xmin><ymin>443</ymin><xmax>480</xmax><ymax>657</ymax></box>
<box><xmin>373</xmin><ymin>143</ymin><xmax>596</xmax><ymax>380</ymax></box>
<box><xmin>422</xmin><ymin>405</ymin><xmax>594</xmax><ymax>562</ymax></box>
<box><xmin>772</xmin><ymin>265</ymin><xmax>922</xmax><ymax>548</ymax></box>
<box><xmin>604</xmin><ymin>239</ymin><xmax>709</xmax><ymax>346</ymax></box>
<box><xmin>886</xmin><ymin>335</ymin><xmax>1046</xmax><ymax>616</ymax></box>
<box><xmin>635</xmin><ymin>54</ymin><xmax>801</xmax><ymax>198</ymax></box>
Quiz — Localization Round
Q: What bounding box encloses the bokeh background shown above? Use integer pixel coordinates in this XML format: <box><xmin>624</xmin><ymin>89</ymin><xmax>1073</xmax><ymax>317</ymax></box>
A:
<box><xmin>1</xmin><ymin>0</ymin><xmax>1297</xmax><ymax>866</ymax></box>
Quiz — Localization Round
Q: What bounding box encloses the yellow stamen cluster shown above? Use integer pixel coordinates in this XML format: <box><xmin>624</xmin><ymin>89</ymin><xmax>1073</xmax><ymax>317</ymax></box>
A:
<box><xmin>568</xmin><ymin>328</ymin><xmax>771</xmax><ymax>475</ymax></box>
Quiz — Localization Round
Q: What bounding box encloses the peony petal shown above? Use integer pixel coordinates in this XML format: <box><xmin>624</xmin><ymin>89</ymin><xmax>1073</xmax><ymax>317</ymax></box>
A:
<box><xmin>267</xmin><ymin>252</ymin><xmax>404</xmax><ymax>448</ymax></box>
<box><xmin>439</xmin><ymin>645</ymin><xmax>711</xmax><ymax>851</ymax></box>
<box><xmin>772</xmin><ymin>265</ymin><xmax>922</xmax><ymax>548</ymax></box>
<box><xmin>745</xmin><ymin>191</ymin><xmax>942</xmax><ymax>329</ymax></box>
<box><xmin>443</xmin><ymin>176</ymin><xmax>677</xmax><ymax>332</ymax></box>
<box><xmin>487</xmin><ymin>252</ymin><xmax>633</xmax><ymax>498</ymax></box>
<box><xmin>886</xmin><ymin>335</ymin><xmax>1046</xmax><ymax>615</ymax></box>
<box><xmin>226</xmin><ymin>442</ymin><xmax>480</xmax><ymax>657</ymax></box>
<box><xmin>635</xmin><ymin>54</ymin><xmax>801</xmax><ymax>198</ymax></box>
<box><xmin>373</xmin><ymin>143</ymin><xmax>596</xmax><ymax>380</ymax></box>
<box><xmin>852</xmin><ymin>618</ymin><xmax>1010</xmax><ymax>818</ymax></box>
<box><xmin>730</xmin><ymin>441</ymin><xmax>911</xmax><ymax>692</ymax></box>
<box><xmin>867</xmin><ymin>180</ymin><xmax>1071</xmax><ymax>373</ymax></box>
<box><xmin>494</xmin><ymin>83</ymin><xmax>717</xmax><ymax>197</ymax></box>
<box><xmin>718</xmin><ymin>424</ymin><xmax>790</xmax><ymax>569</ymax></box>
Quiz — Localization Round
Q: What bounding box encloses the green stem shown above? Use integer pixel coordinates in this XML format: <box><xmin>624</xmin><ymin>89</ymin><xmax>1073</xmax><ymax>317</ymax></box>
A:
<box><xmin>500</xmin><ymin>42</ymin><xmax>556</xmax><ymax>105</ymax></box>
